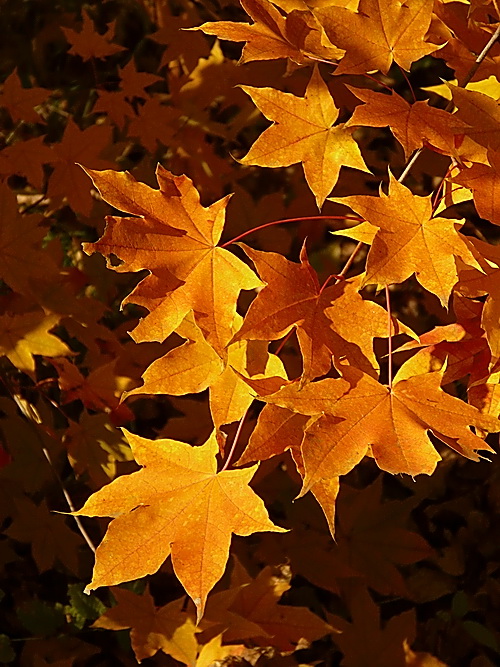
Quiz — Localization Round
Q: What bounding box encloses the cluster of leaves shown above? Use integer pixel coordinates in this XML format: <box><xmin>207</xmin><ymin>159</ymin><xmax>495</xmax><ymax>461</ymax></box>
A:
<box><xmin>2</xmin><ymin>0</ymin><xmax>500</xmax><ymax>665</ymax></box>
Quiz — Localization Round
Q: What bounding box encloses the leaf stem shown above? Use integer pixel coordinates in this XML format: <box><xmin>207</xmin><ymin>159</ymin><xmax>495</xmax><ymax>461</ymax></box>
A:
<box><xmin>319</xmin><ymin>273</ymin><xmax>339</xmax><ymax>294</ymax></box>
<box><xmin>397</xmin><ymin>64</ymin><xmax>416</xmax><ymax>103</ymax></box>
<box><xmin>220</xmin><ymin>215</ymin><xmax>363</xmax><ymax>248</ymax></box>
<box><xmin>274</xmin><ymin>329</ymin><xmax>294</xmax><ymax>356</ymax></box>
<box><xmin>336</xmin><ymin>240</ymin><xmax>364</xmax><ymax>280</ymax></box>
<box><xmin>220</xmin><ymin>407</ymin><xmax>250</xmax><ymax>472</ymax></box>
<box><xmin>385</xmin><ymin>285</ymin><xmax>393</xmax><ymax>390</ymax></box>
<box><xmin>42</xmin><ymin>446</ymin><xmax>97</xmax><ymax>554</ymax></box>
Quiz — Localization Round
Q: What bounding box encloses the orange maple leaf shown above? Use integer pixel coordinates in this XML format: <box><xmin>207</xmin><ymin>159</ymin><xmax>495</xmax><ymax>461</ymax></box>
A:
<box><xmin>259</xmin><ymin>361</ymin><xmax>499</xmax><ymax>482</ymax></box>
<box><xmin>125</xmin><ymin>312</ymin><xmax>286</xmax><ymax>429</ymax></box>
<box><xmin>0</xmin><ymin>184</ymin><xmax>63</xmax><ymax>301</ymax></box>
<box><xmin>226</xmin><ymin>565</ymin><xmax>333</xmax><ymax>650</ymax></box>
<box><xmin>315</xmin><ymin>0</ymin><xmax>438</xmax><ymax>75</ymax></box>
<box><xmin>330</xmin><ymin>585</ymin><xmax>417</xmax><ymax>666</ymax></box>
<box><xmin>232</xmin><ymin>243</ymin><xmax>413</xmax><ymax>383</ymax></box>
<box><xmin>346</xmin><ymin>87</ymin><xmax>468</xmax><ymax>158</ymax></box>
<box><xmin>453</xmin><ymin>150</ymin><xmax>500</xmax><ymax>225</ymax></box>
<box><xmin>82</xmin><ymin>165</ymin><xmax>261</xmax><ymax>355</ymax></box>
<box><xmin>0</xmin><ymin>136</ymin><xmax>53</xmax><ymax>189</ymax></box>
<box><xmin>331</xmin><ymin>173</ymin><xmax>481</xmax><ymax>306</ymax></box>
<box><xmin>451</xmin><ymin>85</ymin><xmax>500</xmax><ymax>155</ymax></box>
<box><xmin>75</xmin><ymin>431</ymin><xmax>285</xmax><ymax>620</ymax></box>
<box><xmin>335</xmin><ymin>478</ymin><xmax>432</xmax><ymax>596</ymax></box>
<box><xmin>194</xmin><ymin>0</ymin><xmax>343</xmax><ymax>65</ymax></box>
<box><xmin>240</xmin><ymin>66</ymin><xmax>369</xmax><ymax>208</ymax></box>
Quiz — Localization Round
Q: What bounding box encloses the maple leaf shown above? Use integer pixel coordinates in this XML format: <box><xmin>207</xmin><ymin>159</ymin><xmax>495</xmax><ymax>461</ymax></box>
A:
<box><xmin>334</xmin><ymin>478</ymin><xmax>432</xmax><ymax>596</ymax></box>
<box><xmin>82</xmin><ymin>165</ymin><xmax>261</xmax><ymax>354</ymax></box>
<box><xmin>330</xmin><ymin>585</ymin><xmax>417</xmax><ymax>666</ymax></box>
<box><xmin>151</xmin><ymin>1</ymin><xmax>210</xmax><ymax>72</ymax></box>
<box><xmin>232</xmin><ymin>243</ymin><xmax>413</xmax><ymax>383</ymax></box>
<box><xmin>240</xmin><ymin>66</ymin><xmax>369</xmax><ymax>208</ymax></box>
<box><xmin>0</xmin><ymin>136</ymin><xmax>53</xmax><ymax>189</ymax></box>
<box><xmin>395</xmin><ymin>296</ymin><xmax>490</xmax><ymax>387</ymax></box>
<box><xmin>453</xmin><ymin>150</ymin><xmax>500</xmax><ymax>225</ymax></box>
<box><xmin>63</xmin><ymin>413</ymin><xmax>133</xmax><ymax>487</ymax></box>
<box><xmin>128</xmin><ymin>98</ymin><xmax>180</xmax><ymax>152</ymax></box>
<box><xmin>47</xmin><ymin>120</ymin><xmax>115</xmax><ymax>216</ymax></box>
<box><xmin>430</xmin><ymin>1</ymin><xmax>500</xmax><ymax>86</ymax></box>
<box><xmin>118</xmin><ymin>60</ymin><xmax>161</xmax><ymax>100</ymax></box>
<box><xmin>93</xmin><ymin>587</ymin><xmax>198</xmax><ymax>664</ymax></box>
<box><xmin>74</xmin><ymin>431</ymin><xmax>285</xmax><ymax>620</ymax></box>
<box><xmin>0</xmin><ymin>185</ymin><xmax>58</xmax><ymax>299</ymax></box>
<box><xmin>194</xmin><ymin>0</ymin><xmax>343</xmax><ymax>65</ymax></box>
<box><xmin>252</xmin><ymin>359</ymin><xmax>499</xmax><ymax>481</ymax></box>
<box><xmin>6</xmin><ymin>496</ymin><xmax>83</xmax><ymax>575</ymax></box>
<box><xmin>0</xmin><ymin>311</ymin><xmax>71</xmax><ymax>373</ymax></box>
<box><xmin>124</xmin><ymin>311</ymin><xmax>287</xmax><ymax>429</ymax></box>
<box><xmin>331</xmin><ymin>173</ymin><xmax>481</xmax><ymax>306</ymax></box>
<box><xmin>125</xmin><ymin>312</ymin><xmax>224</xmax><ymax>398</ymax></box>
<box><xmin>0</xmin><ymin>69</ymin><xmax>49</xmax><ymax>123</ymax></box>
<box><xmin>451</xmin><ymin>85</ymin><xmax>500</xmax><ymax>161</ymax></box>
<box><xmin>201</xmin><ymin>561</ymin><xmax>333</xmax><ymax>649</ymax></box>
<box><xmin>315</xmin><ymin>0</ymin><xmax>438</xmax><ymax>75</ymax></box>
<box><xmin>346</xmin><ymin>87</ymin><xmax>468</xmax><ymax>158</ymax></box>
<box><xmin>52</xmin><ymin>358</ymin><xmax>134</xmax><ymax>425</ymax></box>
<box><xmin>61</xmin><ymin>12</ymin><xmax>125</xmax><ymax>61</ymax></box>
<box><xmin>93</xmin><ymin>90</ymin><xmax>134</xmax><ymax>130</ymax></box>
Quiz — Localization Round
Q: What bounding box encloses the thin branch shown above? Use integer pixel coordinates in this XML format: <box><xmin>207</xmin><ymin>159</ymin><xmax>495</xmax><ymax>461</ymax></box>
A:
<box><xmin>399</xmin><ymin>25</ymin><xmax>500</xmax><ymax>184</ymax></box>
<box><xmin>0</xmin><ymin>372</ymin><xmax>96</xmax><ymax>554</ymax></box>
<box><xmin>385</xmin><ymin>286</ymin><xmax>393</xmax><ymax>390</ymax></box>
<box><xmin>460</xmin><ymin>23</ymin><xmax>500</xmax><ymax>88</ymax></box>
<box><xmin>42</xmin><ymin>447</ymin><xmax>97</xmax><ymax>554</ymax></box>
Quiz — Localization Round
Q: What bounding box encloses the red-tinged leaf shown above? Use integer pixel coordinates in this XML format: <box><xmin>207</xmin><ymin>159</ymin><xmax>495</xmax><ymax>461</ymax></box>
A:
<box><xmin>256</xmin><ymin>359</ymin><xmax>499</xmax><ymax>481</ymax></box>
<box><xmin>233</xmin><ymin>243</ymin><xmax>413</xmax><ymax>383</ymax></box>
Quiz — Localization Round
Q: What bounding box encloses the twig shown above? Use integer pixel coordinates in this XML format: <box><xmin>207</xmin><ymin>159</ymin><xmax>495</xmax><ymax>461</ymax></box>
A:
<box><xmin>399</xmin><ymin>24</ymin><xmax>500</xmax><ymax>184</ymax></box>
<box><xmin>42</xmin><ymin>447</ymin><xmax>97</xmax><ymax>553</ymax></box>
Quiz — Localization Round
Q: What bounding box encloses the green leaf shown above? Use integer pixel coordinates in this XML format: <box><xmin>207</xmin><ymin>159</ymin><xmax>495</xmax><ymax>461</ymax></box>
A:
<box><xmin>17</xmin><ymin>600</ymin><xmax>66</xmax><ymax>637</ymax></box>
<box><xmin>67</xmin><ymin>583</ymin><xmax>106</xmax><ymax>630</ymax></box>
<box><xmin>462</xmin><ymin>620</ymin><xmax>499</xmax><ymax>652</ymax></box>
